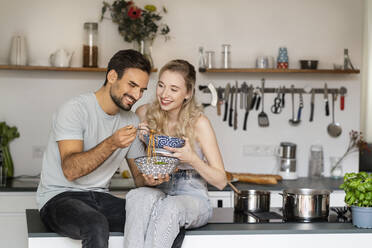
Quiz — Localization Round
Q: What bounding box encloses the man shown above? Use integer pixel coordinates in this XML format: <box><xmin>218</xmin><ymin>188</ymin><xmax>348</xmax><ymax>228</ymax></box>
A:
<box><xmin>36</xmin><ymin>49</ymin><xmax>151</xmax><ymax>248</ymax></box>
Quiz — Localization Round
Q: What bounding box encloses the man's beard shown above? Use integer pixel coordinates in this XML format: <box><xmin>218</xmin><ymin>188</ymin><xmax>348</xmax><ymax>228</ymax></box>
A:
<box><xmin>110</xmin><ymin>90</ymin><xmax>135</xmax><ymax>111</ymax></box>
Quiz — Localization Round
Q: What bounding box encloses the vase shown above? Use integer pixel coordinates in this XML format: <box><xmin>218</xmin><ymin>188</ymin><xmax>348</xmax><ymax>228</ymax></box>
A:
<box><xmin>351</xmin><ymin>205</ymin><xmax>372</xmax><ymax>228</ymax></box>
<box><xmin>329</xmin><ymin>156</ymin><xmax>343</xmax><ymax>179</ymax></box>
<box><xmin>134</xmin><ymin>39</ymin><xmax>154</xmax><ymax>69</ymax></box>
<box><xmin>1</xmin><ymin>145</ymin><xmax>14</xmax><ymax>178</ymax></box>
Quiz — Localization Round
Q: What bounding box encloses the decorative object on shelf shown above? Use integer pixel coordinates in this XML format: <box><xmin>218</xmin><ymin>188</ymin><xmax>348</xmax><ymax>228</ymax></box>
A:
<box><xmin>330</xmin><ymin>130</ymin><xmax>369</xmax><ymax>178</ymax></box>
<box><xmin>83</xmin><ymin>22</ymin><xmax>98</xmax><ymax>68</ymax></box>
<box><xmin>0</xmin><ymin>122</ymin><xmax>20</xmax><ymax>178</ymax></box>
<box><xmin>343</xmin><ymin>48</ymin><xmax>355</xmax><ymax>70</ymax></box>
<box><xmin>205</xmin><ymin>51</ymin><xmax>215</xmax><ymax>69</ymax></box>
<box><xmin>9</xmin><ymin>35</ymin><xmax>28</xmax><ymax>66</ymax></box>
<box><xmin>277</xmin><ymin>47</ymin><xmax>289</xmax><ymax>69</ymax></box>
<box><xmin>198</xmin><ymin>46</ymin><xmax>206</xmax><ymax>69</ymax></box>
<box><xmin>340</xmin><ymin>172</ymin><xmax>372</xmax><ymax>228</ymax></box>
<box><xmin>221</xmin><ymin>44</ymin><xmax>231</xmax><ymax>69</ymax></box>
<box><xmin>49</xmin><ymin>49</ymin><xmax>74</xmax><ymax>67</ymax></box>
<box><xmin>256</xmin><ymin>56</ymin><xmax>269</xmax><ymax>69</ymax></box>
<box><xmin>101</xmin><ymin>0</ymin><xmax>170</xmax><ymax>68</ymax></box>
<box><xmin>299</xmin><ymin>60</ymin><xmax>318</xmax><ymax>69</ymax></box>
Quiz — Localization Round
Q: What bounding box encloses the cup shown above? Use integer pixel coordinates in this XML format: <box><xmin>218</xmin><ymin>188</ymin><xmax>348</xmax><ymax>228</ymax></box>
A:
<box><xmin>308</xmin><ymin>145</ymin><xmax>324</xmax><ymax>178</ymax></box>
<box><xmin>256</xmin><ymin>56</ymin><xmax>269</xmax><ymax>68</ymax></box>
<box><xmin>329</xmin><ymin>156</ymin><xmax>343</xmax><ymax>179</ymax></box>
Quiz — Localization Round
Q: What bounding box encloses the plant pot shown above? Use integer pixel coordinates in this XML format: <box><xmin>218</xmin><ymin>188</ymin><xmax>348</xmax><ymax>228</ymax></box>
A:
<box><xmin>351</xmin><ymin>205</ymin><xmax>372</xmax><ymax>228</ymax></box>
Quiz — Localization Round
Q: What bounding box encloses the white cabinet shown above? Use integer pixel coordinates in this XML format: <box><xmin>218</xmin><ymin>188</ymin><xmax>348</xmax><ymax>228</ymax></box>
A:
<box><xmin>0</xmin><ymin>192</ymin><xmax>37</xmax><ymax>248</ymax></box>
<box><xmin>208</xmin><ymin>191</ymin><xmax>234</xmax><ymax>208</ymax></box>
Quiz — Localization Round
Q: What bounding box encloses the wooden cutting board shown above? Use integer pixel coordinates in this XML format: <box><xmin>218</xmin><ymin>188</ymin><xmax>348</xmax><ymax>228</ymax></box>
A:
<box><xmin>226</xmin><ymin>171</ymin><xmax>282</xmax><ymax>185</ymax></box>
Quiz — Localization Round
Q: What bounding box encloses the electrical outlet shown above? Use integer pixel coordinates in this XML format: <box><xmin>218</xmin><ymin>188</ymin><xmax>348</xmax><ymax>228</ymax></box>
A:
<box><xmin>32</xmin><ymin>146</ymin><xmax>45</xmax><ymax>159</ymax></box>
<box><xmin>243</xmin><ymin>145</ymin><xmax>276</xmax><ymax>156</ymax></box>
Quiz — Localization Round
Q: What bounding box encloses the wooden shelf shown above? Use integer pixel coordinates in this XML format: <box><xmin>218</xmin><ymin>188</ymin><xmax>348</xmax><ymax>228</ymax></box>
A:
<box><xmin>199</xmin><ymin>68</ymin><xmax>360</xmax><ymax>74</ymax></box>
<box><xmin>0</xmin><ymin>65</ymin><xmax>157</xmax><ymax>72</ymax></box>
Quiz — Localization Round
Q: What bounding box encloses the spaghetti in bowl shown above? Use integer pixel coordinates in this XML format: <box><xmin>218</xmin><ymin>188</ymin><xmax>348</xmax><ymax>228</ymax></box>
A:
<box><xmin>134</xmin><ymin>155</ymin><xmax>179</xmax><ymax>177</ymax></box>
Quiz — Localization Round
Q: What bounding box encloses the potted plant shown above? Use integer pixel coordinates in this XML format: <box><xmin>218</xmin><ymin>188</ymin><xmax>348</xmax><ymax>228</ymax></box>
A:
<box><xmin>100</xmin><ymin>0</ymin><xmax>170</xmax><ymax>68</ymax></box>
<box><xmin>0</xmin><ymin>121</ymin><xmax>20</xmax><ymax>178</ymax></box>
<box><xmin>340</xmin><ymin>172</ymin><xmax>372</xmax><ymax>228</ymax></box>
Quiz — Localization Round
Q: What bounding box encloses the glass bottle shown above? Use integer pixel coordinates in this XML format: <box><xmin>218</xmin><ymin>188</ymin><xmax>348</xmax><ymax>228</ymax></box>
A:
<box><xmin>205</xmin><ymin>51</ymin><xmax>215</xmax><ymax>69</ymax></box>
<box><xmin>308</xmin><ymin>144</ymin><xmax>324</xmax><ymax>178</ymax></box>
<box><xmin>83</xmin><ymin>22</ymin><xmax>98</xmax><ymax>67</ymax></box>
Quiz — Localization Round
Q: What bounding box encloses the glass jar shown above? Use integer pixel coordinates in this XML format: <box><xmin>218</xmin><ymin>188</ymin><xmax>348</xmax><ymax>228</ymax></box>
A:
<box><xmin>308</xmin><ymin>145</ymin><xmax>324</xmax><ymax>178</ymax></box>
<box><xmin>205</xmin><ymin>51</ymin><xmax>215</xmax><ymax>69</ymax></box>
<box><xmin>83</xmin><ymin>22</ymin><xmax>98</xmax><ymax>67</ymax></box>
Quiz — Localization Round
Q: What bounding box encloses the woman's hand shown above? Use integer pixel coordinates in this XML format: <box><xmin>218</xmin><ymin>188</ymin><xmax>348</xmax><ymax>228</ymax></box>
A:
<box><xmin>137</xmin><ymin>122</ymin><xmax>149</xmax><ymax>142</ymax></box>
<box><xmin>143</xmin><ymin>173</ymin><xmax>170</xmax><ymax>186</ymax></box>
<box><xmin>164</xmin><ymin>137</ymin><xmax>199</xmax><ymax>166</ymax></box>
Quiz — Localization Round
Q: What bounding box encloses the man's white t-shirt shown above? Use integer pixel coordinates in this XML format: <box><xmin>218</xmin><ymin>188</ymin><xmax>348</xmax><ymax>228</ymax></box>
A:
<box><xmin>36</xmin><ymin>93</ymin><xmax>145</xmax><ymax>210</ymax></box>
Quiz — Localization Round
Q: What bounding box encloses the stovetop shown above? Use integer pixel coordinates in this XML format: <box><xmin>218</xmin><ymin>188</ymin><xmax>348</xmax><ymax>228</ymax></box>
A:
<box><xmin>208</xmin><ymin>207</ymin><xmax>351</xmax><ymax>224</ymax></box>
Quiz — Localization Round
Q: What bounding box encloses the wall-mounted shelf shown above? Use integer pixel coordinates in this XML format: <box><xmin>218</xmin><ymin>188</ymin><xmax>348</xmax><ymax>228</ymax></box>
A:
<box><xmin>198</xmin><ymin>68</ymin><xmax>360</xmax><ymax>74</ymax></box>
<box><xmin>0</xmin><ymin>65</ymin><xmax>157</xmax><ymax>72</ymax></box>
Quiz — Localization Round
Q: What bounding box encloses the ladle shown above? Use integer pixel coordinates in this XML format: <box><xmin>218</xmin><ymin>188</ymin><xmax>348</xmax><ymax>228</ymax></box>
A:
<box><xmin>327</xmin><ymin>92</ymin><xmax>342</xmax><ymax>137</ymax></box>
<box><xmin>228</xmin><ymin>181</ymin><xmax>241</xmax><ymax>195</ymax></box>
<box><xmin>289</xmin><ymin>85</ymin><xmax>300</xmax><ymax>126</ymax></box>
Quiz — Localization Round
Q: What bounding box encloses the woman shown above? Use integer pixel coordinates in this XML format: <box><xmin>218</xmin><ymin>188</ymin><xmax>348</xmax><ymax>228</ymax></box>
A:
<box><xmin>125</xmin><ymin>59</ymin><xmax>227</xmax><ymax>248</ymax></box>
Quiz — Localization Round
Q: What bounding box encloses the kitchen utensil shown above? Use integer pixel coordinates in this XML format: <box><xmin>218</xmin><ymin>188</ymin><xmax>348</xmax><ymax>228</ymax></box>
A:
<box><xmin>223</xmin><ymin>83</ymin><xmax>231</xmax><ymax>121</ymax></box>
<box><xmin>234</xmin><ymin>189</ymin><xmax>271</xmax><ymax>213</ymax></box>
<box><xmin>277</xmin><ymin>142</ymin><xmax>298</xmax><ymax>180</ymax></box>
<box><xmin>327</xmin><ymin>92</ymin><xmax>342</xmax><ymax>137</ymax></box>
<box><xmin>9</xmin><ymin>35</ymin><xmax>28</xmax><ymax>66</ymax></box>
<box><xmin>271</xmin><ymin>88</ymin><xmax>282</xmax><ymax>114</ymax></box>
<box><xmin>199</xmin><ymin>83</ymin><xmax>218</xmax><ymax>108</ymax></box>
<box><xmin>281</xmin><ymin>188</ymin><xmax>332</xmax><ymax>222</ymax></box>
<box><xmin>228</xmin><ymin>86</ymin><xmax>234</xmax><ymax>127</ymax></box>
<box><xmin>308</xmin><ymin>144</ymin><xmax>324</xmax><ymax>178</ymax></box>
<box><xmin>243</xmin><ymin>86</ymin><xmax>254</xmax><ymax>131</ymax></box>
<box><xmin>134</xmin><ymin>155</ymin><xmax>179</xmax><ymax>179</ymax></box>
<box><xmin>227</xmin><ymin>181</ymin><xmax>240</xmax><ymax>195</ymax></box>
<box><xmin>299</xmin><ymin>60</ymin><xmax>318</xmax><ymax>69</ymax></box>
<box><xmin>324</xmin><ymin>83</ymin><xmax>330</xmax><ymax>116</ymax></box>
<box><xmin>83</xmin><ymin>22</ymin><xmax>98</xmax><ymax>67</ymax></box>
<box><xmin>221</xmin><ymin>44</ymin><xmax>231</xmax><ymax>69</ymax></box>
<box><xmin>281</xmin><ymin>86</ymin><xmax>286</xmax><ymax>107</ymax></box>
<box><xmin>216</xmin><ymin>87</ymin><xmax>224</xmax><ymax>116</ymax></box>
<box><xmin>240</xmin><ymin>82</ymin><xmax>248</xmax><ymax>109</ymax></box>
<box><xmin>288</xmin><ymin>85</ymin><xmax>300</xmax><ymax>126</ymax></box>
<box><xmin>296</xmin><ymin>91</ymin><xmax>304</xmax><ymax>122</ymax></box>
<box><xmin>50</xmin><ymin>49</ymin><xmax>74</xmax><ymax>67</ymax></box>
<box><xmin>309</xmin><ymin>89</ymin><xmax>315</xmax><ymax>122</ymax></box>
<box><xmin>234</xmin><ymin>81</ymin><xmax>238</xmax><ymax>130</ymax></box>
<box><xmin>258</xmin><ymin>78</ymin><xmax>269</xmax><ymax>127</ymax></box>
<box><xmin>340</xmin><ymin>87</ymin><xmax>346</xmax><ymax>110</ymax></box>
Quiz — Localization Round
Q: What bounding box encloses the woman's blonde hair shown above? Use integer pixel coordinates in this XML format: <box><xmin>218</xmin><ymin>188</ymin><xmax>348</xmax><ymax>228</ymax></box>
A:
<box><xmin>146</xmin><ymin>59</ymin><xmax>203</xmax><ymax>145</ymax></box>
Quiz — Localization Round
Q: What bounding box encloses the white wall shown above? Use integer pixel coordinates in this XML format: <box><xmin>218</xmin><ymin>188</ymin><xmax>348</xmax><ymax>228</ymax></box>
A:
<box><xmin>0</xmin><ymin>0</ymin><xmax>363</xmax><ymax>178</ymax></box>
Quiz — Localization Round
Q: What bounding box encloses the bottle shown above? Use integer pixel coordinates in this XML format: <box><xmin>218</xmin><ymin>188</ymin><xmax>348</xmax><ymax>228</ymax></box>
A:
<box><xmin>83</xmin><ymin>22</ymin><xmax>98</xmax><ymax>67</ymax></box>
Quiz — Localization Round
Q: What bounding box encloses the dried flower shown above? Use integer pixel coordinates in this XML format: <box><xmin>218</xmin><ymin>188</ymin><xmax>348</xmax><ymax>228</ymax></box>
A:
<box><xmin>331</xmin><ymin>130</ymin><xmax>370</xmax><ymax>174</ymax></box>
<box><xmin>101</xmin><ymin>0</ymin><xmax>170</xmax><ymax>43</ymax></box>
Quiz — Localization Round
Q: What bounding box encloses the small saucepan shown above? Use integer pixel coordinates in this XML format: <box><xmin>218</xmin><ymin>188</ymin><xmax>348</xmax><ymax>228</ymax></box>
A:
<box><xmin>228</xmin><ymin>182</ymin><xmax>271</xmax><ymax>212</ymax></box>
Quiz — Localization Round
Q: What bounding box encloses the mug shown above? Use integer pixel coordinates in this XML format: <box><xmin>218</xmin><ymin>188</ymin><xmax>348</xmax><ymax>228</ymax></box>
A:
<box><xmin>256</xmin><ymin>56</ymin><xmax>269</xmax><ymax>68</ymax></box>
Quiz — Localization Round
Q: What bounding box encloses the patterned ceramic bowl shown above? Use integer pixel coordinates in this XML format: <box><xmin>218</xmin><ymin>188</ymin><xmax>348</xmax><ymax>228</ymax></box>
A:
<box><xmin>143</xmin><ymin>134</ymin><xmax>185</xmax><ymax>154</ymax></box>
<box><xmin>134</xmin><ymin>156</ymin><xmax>179</xmax><ymax>177</ymax></box>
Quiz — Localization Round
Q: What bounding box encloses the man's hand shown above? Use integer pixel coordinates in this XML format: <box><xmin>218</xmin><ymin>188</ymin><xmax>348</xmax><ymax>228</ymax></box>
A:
<box><xmin>110</xmin><ymin>125</ymin><xmax>137</xmax><ymax>149</ymax></box>
<box><xmin>143</xmin><ymin>173</ymin><xmax>170</xmax><ymax>186</ymax></box>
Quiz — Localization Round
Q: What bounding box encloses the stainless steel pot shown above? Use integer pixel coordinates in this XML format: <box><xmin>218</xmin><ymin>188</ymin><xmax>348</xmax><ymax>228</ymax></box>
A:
<box><xmin>281</xmin><ymin>188</ymin><xmax>332</xmax><ymax>222</ymax></box>
<box><xmin>234</xmin><ymin>189</ymin><xmax>270</xmax><ymax>212</ymax></box>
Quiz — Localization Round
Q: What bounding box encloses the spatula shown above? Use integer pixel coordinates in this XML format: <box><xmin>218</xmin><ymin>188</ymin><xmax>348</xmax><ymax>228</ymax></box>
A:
<box><xmin>258</xmin><ymin>78</ymin><xmax>269</xmax><ymax>127</ymax></box>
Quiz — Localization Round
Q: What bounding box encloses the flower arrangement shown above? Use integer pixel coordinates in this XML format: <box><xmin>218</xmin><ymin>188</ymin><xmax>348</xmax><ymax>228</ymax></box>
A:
<box><xmin>330</xmin><ymin>130</ymin><xmax>370</xmax><ymax>175</ymax></box>
<box><xmin>0</xmin><ymin>121</ymin><xmax>20</xmax><ymax>178</ymax></box>
<box><xmin>101</xmin><ymin>0</ymin><xmax>170</xmax><ymax>44</ymax></box>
